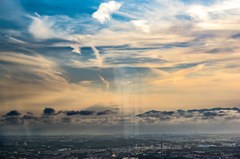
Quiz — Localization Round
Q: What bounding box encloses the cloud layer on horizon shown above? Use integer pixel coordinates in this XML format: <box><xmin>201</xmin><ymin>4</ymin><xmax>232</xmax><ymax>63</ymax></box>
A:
<box><xmin>1</xmin><ymin>107</ymin><xmax>240</xmax><ymax>126</ymax></box>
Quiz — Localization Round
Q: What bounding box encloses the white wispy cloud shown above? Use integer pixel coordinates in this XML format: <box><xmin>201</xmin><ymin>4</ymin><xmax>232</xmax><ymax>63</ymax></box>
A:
<box><xmin>6</xmin><ymin>35</ymin><xmax>26</xmax><ymax>44</ymax></box>
<box><xmin>0</xmin><ymin>52</ymin><xmax>117</xmax><ymax>113</ymax></box>
<box><xmin>22</xmin><ymin>0</ymin><xmax>240</xmax><ymax>109</ymax></box>
<box><xmin>70</xmin><ymin>44</ymin><xmax>81</xmax><ymax>54</ymax></box>
<box><xmin>92</xmin><ymin>1</ymin><xmax>122</xmax><ymax>23</ymax></box>
<box><xmin>90</xmin><ymin>45</ymin><xmax>103</xmax><ymax>66</ymax></box>
<box><xmin>26</xmin><ymin>0</ymin><xmax>240</xmax><ymax>68</ymax></box>
<box><xmin>131</xmin><ymin>19</ymin><xmax>150</xmax><ymax>33</ymax></box>
<box><xmin>28</xmin><ymin>14</ymin><xmax>72</xmax><ymax>40</ymax></box>
<box><xmin>29</xmin><ymin>16</ymin><xmax>57</xmax><ymax>40</ymax></box>
<box><xmin>98</xmin><ymin>74</ymin><xmax>110</xmax><ymax>90</ymax></box>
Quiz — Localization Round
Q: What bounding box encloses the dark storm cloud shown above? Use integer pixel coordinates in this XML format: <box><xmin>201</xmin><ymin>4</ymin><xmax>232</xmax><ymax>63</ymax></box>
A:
<box><xmin>3</xmin><ymin>110</ymin><xmax>21</xmax><ymax>117</ymax></box>
<box><xmin>43</xmin><ymin>107</ymin><xmax>56</xmax><ymax>115</ymax></box>
<box><xmin>65</xmin><ymin>110</ymin><xmax>95</xmax><ymax>116</ymax></box>
<box><xmin>65</xmin><ymin>111</ymin><xmax>79</xmax><ymax>116</ymax></box>
<box><xmin>0</xmin><ymin>105</ymin><xmax>120</xmax><ymax>126</ymax></box>
<box><xmin>22</xmin><ymin>115</ymin><xmax>38</xmax><ymax>120</ymax></box>
<box><xmin>76</xmin><ymin>110</ymin><xmax>95</xmax><ymax>116</ymax></box>
<box><xmin>1</xmin><ymin>111</ymin><xmax>40</xmax><ymax>125</ymax></box>
<box><xmin>97</xmin><ymin>110</ymin><xmax>117</xmax><ymax>116</ymax></box>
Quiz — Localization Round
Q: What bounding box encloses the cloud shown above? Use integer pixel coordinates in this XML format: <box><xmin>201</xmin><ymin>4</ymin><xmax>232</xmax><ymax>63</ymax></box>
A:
<box><xmin>0</xmin><ymin>52</ymin><xmax>119</xmax><ymax>113</ymax></box>
<box><xmin>4</xmin><ymin>117</ymin><xmax>23</xmax><ymax>125</ymax></box>
<box><xmin>92</xmin><ymin>1</ymin><xmax>122</xmax><ymax>23</ymax></box>
<box><xmin>232</xmin><ymin>33</ymin><xmax>240</xmax><ymax>39</ymax></box>
<box><xmin>65</xmin><ymin>110</ymin><xmax>95</xmax><ymax>116</ymax></box>
<box><xmin>77</xmin><ymin>110</ymin><xmax>95</xmax><ymax>115</ymax></box>
<box><xmin>137</xmin><ymin>107</ymin><xmax>240</xmax><ymax>122</ymax></box>
<box><xmin>1</xmin><ymin>0</ymin><xmax>240</xmax><ymax>121</ymax></box>
<box><xmin>22</xmin><ymin>0</ymin><xmax>240</xmax><ymax>69</ymax></box>
<box><xmin>131</xmin><ymin>20</ymin><xmax>150</xmax><ymax>33</ymax></box>
<box><xmin>4</xmin><ymin>110</ymin><xmax>21</xmax><ymax>117</ymax></box>
<box><xmin>0</xmin><ymin>52</ymin><xmax>56</xmax><ymax>68</ymax></box>
<box><xmin>97</xmin><ymin>110</ymin><xmax>117</xmax><ymax>116</ymax></box>
<box><xmin>1</xmin><ymin>107</ymin><xmax>240</xmax><ymax>135</ymax></box>
<box><xmin>65</xmin><ymin>111</ymin><xmax>80</xmax><ymax>116</ymax></box>
<box><xmin>22</xmin><ymin>0</ymin><xmax>240</xmax><ymax>70</ymax></box>
<box><xmin>202</xmin><ymin>111</ymin><xmax>218</xmax><ymax>119</ymax></box>
<box><xmin>90</xmin><ymin>46</ymin><xmax>103</xmax><ymax>66</ymax></box>
<box><xmin>0</xmin><ymin>52</ymin><xmax>69</xmax><ymax>112</ymax></box>
<box><xmin>98</xmin><ymin>74</ymin><xmax>109</xmax><ymax>89</ymax></box>
<box><xmin>6</xmin><ymin>35</ymin><xmax>27</xmax><ymax>44</ymax></box>
<box><xmin>43</xmin><ymin>107</ymin><xmax>56</xmax><ymax>115</ymax></box>
<box><xmin>29</xmin><ymin>15</ymin><xmax>57</xmax><ymax>40</ymax></box>
<box><xmin>22</xmin><ymin>115</ymin><xmax>38</xmax><ymax>120</ymax></box>
<box><xmin>85</xmin><ymin>104</ymin><xmax>120</xmax><ymax>112</ymax></box>
<box><xmin>71</xmin><ymin>44</ymin><xmax>81</xmax><ymax>54</ymax></box>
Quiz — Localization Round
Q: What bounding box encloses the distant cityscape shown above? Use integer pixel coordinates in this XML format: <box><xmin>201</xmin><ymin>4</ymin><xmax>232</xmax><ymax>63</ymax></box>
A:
<box><xmin>1</xmin><ymin>134</ymin><xmax>240</xmax><ymax>159</ymax></box>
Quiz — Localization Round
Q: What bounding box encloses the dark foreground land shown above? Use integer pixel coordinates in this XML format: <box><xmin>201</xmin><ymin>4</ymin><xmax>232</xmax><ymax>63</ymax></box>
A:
<box><xmin>1</xmin><ymin>134</ymin><xmax>240</xmax><ymax>159</ymax></box>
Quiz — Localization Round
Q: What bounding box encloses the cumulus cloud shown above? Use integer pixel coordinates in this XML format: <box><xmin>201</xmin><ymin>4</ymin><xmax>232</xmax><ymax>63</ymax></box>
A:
<box><xmin>92</xmin><ymin>1</ymin><xmax>122</xmax><ymax>23</ymax></box>
<box><xmin>1</xmin><ymin>107</ymin><xmax>240</xmax><ymax>128</ymax></box>
<box><xmin>0</xmin><ymin>106</ymin><xmax>120</xmax><ymax>128</ymax></box>
<box><xmin>3</xmin><ymin>110</ymin><xmax>21</xmax><ymax>117</ymax></box>
<box><xmin>137</xmin><ymin>107</ymin><xmax>240</xmax><ymax>122</ymax></box>
<box><xmin>43</xmin><ymin>107</ymin><xmax>56</xmax><ymax>115</ymax></box>
<box><xmin>65</xmin><ymin>107</ymin><xmax>117</xmax><ymax>116</ymax></box>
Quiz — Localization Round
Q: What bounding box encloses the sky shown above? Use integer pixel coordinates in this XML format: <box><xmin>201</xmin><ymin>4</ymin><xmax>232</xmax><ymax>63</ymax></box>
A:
<box><xmin>0</xmin><ymin>0</ymin><xmax>240</xmax><ymax>134</ymax></box>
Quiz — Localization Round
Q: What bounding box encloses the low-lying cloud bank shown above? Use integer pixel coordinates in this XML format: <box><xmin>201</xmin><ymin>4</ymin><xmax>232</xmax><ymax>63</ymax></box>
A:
<box><xmin>137</xmin><ymin>107</ymin><xmax>240</xmax><ymax>122</ymax></box>
<box><xmin>1</xmin><ymin>107</ymin><xmax>240</xmax><ymax>127</ymax></box>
